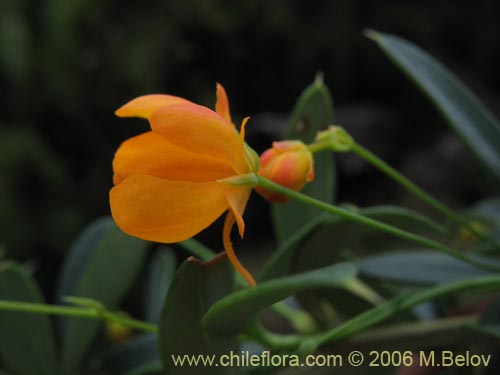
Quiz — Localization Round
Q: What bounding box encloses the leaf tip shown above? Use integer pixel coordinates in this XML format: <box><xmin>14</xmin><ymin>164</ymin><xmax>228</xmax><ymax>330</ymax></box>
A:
<box><xmin>363</xmin><ymin>28</ymin><xmax>381</xmax><ymax>42</ymax></box>
<box><xmin>314</xmin><ymin>71</ymin><xmax>324</xmax><ymax>86</ymax></box>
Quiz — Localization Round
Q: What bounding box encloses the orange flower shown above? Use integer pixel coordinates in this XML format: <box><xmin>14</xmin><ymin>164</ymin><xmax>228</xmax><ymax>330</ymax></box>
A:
<box><xmin>110</xmin><ymin>84</ymin><xmax>259</xmax><ymax>286</ymax></box>
<box><xmin>255</xmin><ymin>140</ymin><xmax>314</xmax><ymax>203</ymax></box>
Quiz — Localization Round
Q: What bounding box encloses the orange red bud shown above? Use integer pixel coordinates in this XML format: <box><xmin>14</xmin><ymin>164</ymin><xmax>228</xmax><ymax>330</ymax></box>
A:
<box><xmin>255</xmin><ymin>140</ymin><xmax>314</xmax><ymax>203</ymax></box>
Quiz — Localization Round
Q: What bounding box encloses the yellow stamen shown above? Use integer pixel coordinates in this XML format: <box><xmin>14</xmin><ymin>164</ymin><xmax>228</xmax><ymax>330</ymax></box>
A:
<box><xmin>223</xmin><ymin>211</ymin><xmax>256</xmax><ymax>287</ymax></box>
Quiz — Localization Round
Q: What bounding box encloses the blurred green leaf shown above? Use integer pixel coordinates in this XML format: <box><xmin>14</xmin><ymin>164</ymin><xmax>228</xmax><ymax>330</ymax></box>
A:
<box><xmin>0</xmin><ymin>262</ymin><xmax>59</xmax><ymax>375</ymax></box>
<box><xmin>100</xmin><ymin>333</ymin><xmax>161</xmax><ymax>374</ymax></box>
<box><xmin>470</xmin><ymin>197</ymin><xmax>500</xmax><ymax>241</ymax></box>
<box><xmin>56</xmin><ymin>217</ymin><xmax>148</xmax><ymax>373</ymax></box>
<box><xmin>262</xmin><ymin>205</ymin><xmax>446</xmax><ymax>282</ymax></box>
<box><xmin>291</xmin><ymin>206</ymin><xmax>450</xmax><ymax>325</ymax></box>
<box><xmin>203</xmin><ymin>263</ymin><xmax>358</xmax><ymax>334</ymax></box>
<box><xmin>258</xmin><ymin>213</ymin><xmax>330</xmax><ymax>281</ymax></box>
<box><xmin>359</xmin><ymin>205</ymin><xmax>448</xmax><ymax>235</ymax></box>
<box><xmin>272</xmin><ymin>77</ymin><xmax>335</xmax><ymax>243</ymax></box>
<box><xmin>368</xmin><ymin>30</ymin><xmax>500</xmax><ymax>187</ymax></box>
<box><xmin>178</xmin><ymin>238</ymin><xmax>216</xmax><ymax>261</ymax></box>
<box><xmin>144</xmin><ymin>249</ymin><xmax>176</xmax><ymax>324</ymax></box>
<box><xmin>358</xmin><ymin>250</ymin><xmax>499</xmax><ymax>285</ymax></box>
<box><xmin>159</xmin><ymin>256</ymin><xmax>236</xmax><ymax>375</ymax></box>
<box><xmin>293</xmin><ymin>205</ymin><xmax>450</xmax><ymax>274</ymax></box>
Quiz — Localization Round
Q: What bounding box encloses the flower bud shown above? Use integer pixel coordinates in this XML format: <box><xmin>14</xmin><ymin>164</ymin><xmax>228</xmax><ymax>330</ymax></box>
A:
<box><xmin>255</xmin><ymin>140</ymin><xmax>314</xmax><ymax>203</ymax></box>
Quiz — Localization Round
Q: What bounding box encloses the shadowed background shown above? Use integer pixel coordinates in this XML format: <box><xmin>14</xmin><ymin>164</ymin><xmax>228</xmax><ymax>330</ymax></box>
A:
<box><xmin>1</xmin><ymin>0</ymin><xmax>499</xmax><ymax>281</ymax></box>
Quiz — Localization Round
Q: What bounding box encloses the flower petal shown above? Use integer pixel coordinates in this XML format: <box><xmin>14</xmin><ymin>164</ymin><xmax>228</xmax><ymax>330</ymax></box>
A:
<box><xmin>115</xmin><ymin>95</ymin><xmax>192</xmax><ymax>119</ymax></box>
<box><xmin>110</xmin><ymin>175</ymin><xmax>228</xmax><ymax>243</ymax></box>
<box><xmin>150</xmin><ymin>103</ymin><xmax>249</xmax><ymax>173</ymax></box>
<box><xmin>215</xmin><ymin>83</ymin><xmax>232</xmax><ymax>124</ymax></box>
<box><xmin>112</xmin><ymin>131</ymin><xmax>235</xmax><ymax>185</ymax></box>
<box><xmin>223</xmin><ymin>186</ymin><xmax>251</xmax><ymax>238</ymax></box>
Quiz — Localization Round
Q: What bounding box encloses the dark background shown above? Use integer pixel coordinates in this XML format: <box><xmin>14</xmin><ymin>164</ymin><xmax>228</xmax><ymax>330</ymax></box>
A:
<box><xmin>1</xmin><ymin>0</ymin><xmax>499</xmax><ymax>270</ymax></box>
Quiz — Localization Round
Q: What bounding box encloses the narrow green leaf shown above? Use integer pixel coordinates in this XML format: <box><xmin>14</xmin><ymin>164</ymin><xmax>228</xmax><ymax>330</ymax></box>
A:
<box><xmin>358</xmin><ymin>250</ymin><xmax>499</xmax><ymax>285</ymax></box>
<box><xmin>290</xmin><ymin>206</ymin><xmax>450</xmax><ymax>324</ymax></box>
<box><xmin>159</xmin><ymin>256</ymin><xmax>236</xmax><ymax>375</ymax></box>
<box><xmin>272</xmin><ymin>77</ymin><xmax>335</xmax><ymax>243</ymax></box>
<box><xmin>144</xmin><ymin>249</ymin><xmax>176</xmax><ymax>324</ymax></box>
<box><xmin>203</xmin><ymin>263</ymin><xmax>358</xmax><ymax>333</ymax></box>
<box><xmin>359</xmin><ymin>205</ymin><xmax>448</xmax><ymax>235</ymax></box>
<box><xmin>368</xmin><ymin>30</ymin><xmax>500</xmax><ymax>186</ymax></box>
<box><xmin>0</xmin><ymin>262</ymin><xmax>59</xmax><ymax>375</ymax></box>
<box><xmin>470</xmin><ymin>197</ymin><xmax>500</xmax><ymax>241</ymax></box>
<box><xmin>293</xmin><ymin>205</ymin><xmax>450</xmax><ymax>274</ymax></box>
<box><xmin>314</xmin><ymin>275</ymin><xmax>500</xmax><ymax>346</ymax></box>
<box><xmin>57</xmin><ymin>217</ymin><xmax>148</xmax><ymax>373</ymax></box>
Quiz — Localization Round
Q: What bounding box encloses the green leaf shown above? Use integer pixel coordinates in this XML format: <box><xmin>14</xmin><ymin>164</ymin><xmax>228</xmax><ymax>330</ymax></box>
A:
<box><xmin>144</xmin><ymin>249</ymin><xmax>176</xmax><ymax>324</ymax></box>
<box><xmin>159</xmin><ymin>256</ymin><xmax>236</xmax><ymax>375</ymax></box>
<box><xmin>470</xmin><ymin>197</ymin><xmax>500</xmax><ymax>240</ymax></box>
<box><xmin>290</xmin><ymin>206</ymin><xmax>450</xmax><ymax>324</ymax></box>
<box><xmin>57</xmin><ymin>217</ymin><xmax>148</xmax><ymax>373</ymax></box>
<box><xmin>0</xmin><ymin>262</ymin><xmax>59</xmax><ymax>375</ymax></box>
<box><xmin>258</xmin><ymin>214</ymin><xmax>330</xmax><ymax>281</ymax></box>
<box><xmin>368</xmin><ymin>30</ymin><xmax>500</xmax><ymax>187</ymax></box>
<box><xmin>99</xmin><ymin>333</ymin><xmax>161</xmax><ymax>374</ymax></box>
<box><xmin>358</xmin><ymin>250</ymin><xmax>499</xmax><ymax>285</ymax></box>
<box><xmin>293</xmin><ymin>205</ymin><xmax>449</xmax><ymax>274</ymax></box>
<box><xmin>203</xmin><ymin>263</ymin><xmax>358</xmax><ymax>334</ymax></box>
<box><xmin>263</xmin><ymin>205</ymin><xmax>446</xmax><ymax>282</ymax></box>
<box><xmin>272</xmin><ymin>77</ymin><xmax>335</xmax><ymax>243</ymax></box>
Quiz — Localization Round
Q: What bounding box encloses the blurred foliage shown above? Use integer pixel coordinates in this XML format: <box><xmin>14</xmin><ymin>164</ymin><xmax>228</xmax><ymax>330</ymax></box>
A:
<box><xmin>1</xmin><ymin>0</ymin><xmax>500</xmax><ymax>266</ymax></box>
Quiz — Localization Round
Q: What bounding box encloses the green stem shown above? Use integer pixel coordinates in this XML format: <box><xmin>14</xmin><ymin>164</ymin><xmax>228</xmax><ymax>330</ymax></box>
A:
<box><xmin>247</xmin><ymin>275</ymin><xmax>500</xmax><ymax>351</ymax></box>
<box><xmin>351</xmin><ymin>142</ymin><xmax>498</xmax><ymax>250</ymax></box>
<box><xmin>351</xmin><ymin>142</ymin><xmax>458</xmax><ymax>223</ymax></box>
<box><xmin>257</xmin><ymin>176</ymin><xmax>500</xmax><ymax>272</ymax></box>
<box><xmin>314</xmin><ymin>274</ymin><xmax>500</xmax><ymax>346</ymax></box>
<box><xmin>246</xmin><ymin>319</ymin><xmax>304</xmax><ymax>351</ymax></box>
<box><xmin>0</xmin><ymin>299</ymin><xmax>158</xmax><ymax>333</ymax></box>
<box><xmin>349</xmin><ymin>315</ymin><xmax>476</xmax><ymax>348</ymax></box>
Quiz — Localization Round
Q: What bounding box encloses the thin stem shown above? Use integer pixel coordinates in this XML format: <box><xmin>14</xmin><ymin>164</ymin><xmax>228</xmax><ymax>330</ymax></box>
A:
<box><xmin>246</xmin><ymin>319</ymin><xmax>304</xmax><ymax>351</ymax></box>
<box><xmin>257</xmin><ymin>176</ymin><xmax>500</xmax><ymax>272</ymax></box>
<box><xmin>351</xmin><ymin>142</ymin><xmax>457</xmax><ymax>221</ymax></box>
<box><xmin>270</xmin><ymin>302</ymin><xmax>318</xmax><ymax>334</ymax></box>
<box><xmin>0</xmin><ymin>300</ymin><xmax>157</xmax><ymax>333</ymax></box>
<box><xmin>349</xmin><ymin>315</ymin><xmax>476</xmax><ymax>347</ymax></box>
<box><xmin>245</xmin><ymin>275</ymin><xmax>500</xmax><ymax>351</ymax></box>
<box><xmin>223</xmin><ymin>212</ymin><xmax>256</xmax><ymax>287</ymax></box>
<box><xmin>314</xmin><ymin>274</ymin><xmax>500</xmax><ymax>346</ymax></box>
<box><xmin>351</xmin><ymin>142</ymin><xmax>498</xmax><ymax>250</ymax></box>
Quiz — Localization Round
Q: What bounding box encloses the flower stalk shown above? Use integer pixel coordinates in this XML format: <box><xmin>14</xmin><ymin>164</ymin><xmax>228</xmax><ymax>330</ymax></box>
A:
<box><xmin>256</xmin><ymin>175</ymin><xmax>500</xmax><ymax>272</ymax></box>
<box><xmin>311</xmin><ymin>126</ymin><xmax>500</xmax><ymax>250</ymax></box>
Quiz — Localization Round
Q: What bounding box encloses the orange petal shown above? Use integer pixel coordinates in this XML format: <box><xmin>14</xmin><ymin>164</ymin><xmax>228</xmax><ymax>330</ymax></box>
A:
<box><xmin>223</xmin><ymin>186</ymin><xmax>251</xmax><ymax>238</ymax></box>
<box><xmin>215</xmin><ymin>83</ymin><xmax>232</xmax><ymax>124</ymax></box>
<box><xmin>115</xmin><ymin>95</ymin><xmax>192</xmax><ymax>119</ymax></box>
<box><xmin>150</xmin><ymin>103</ymin><xmax>249</xmax><ymax>174</ymax></box>
<box><xmin>223</xmin><ymin>211</ymin><xmax>256</xmax><ymax>287</ymax></box>
<box><xmin>110</xmin><ymin>175</ymin><xmax>228</xmax><ymax>243</ymax></box>
<box><xmin>112</xmin><ymin>131</ymin><xmax>235</xmax><ymax>185</ymax></box>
